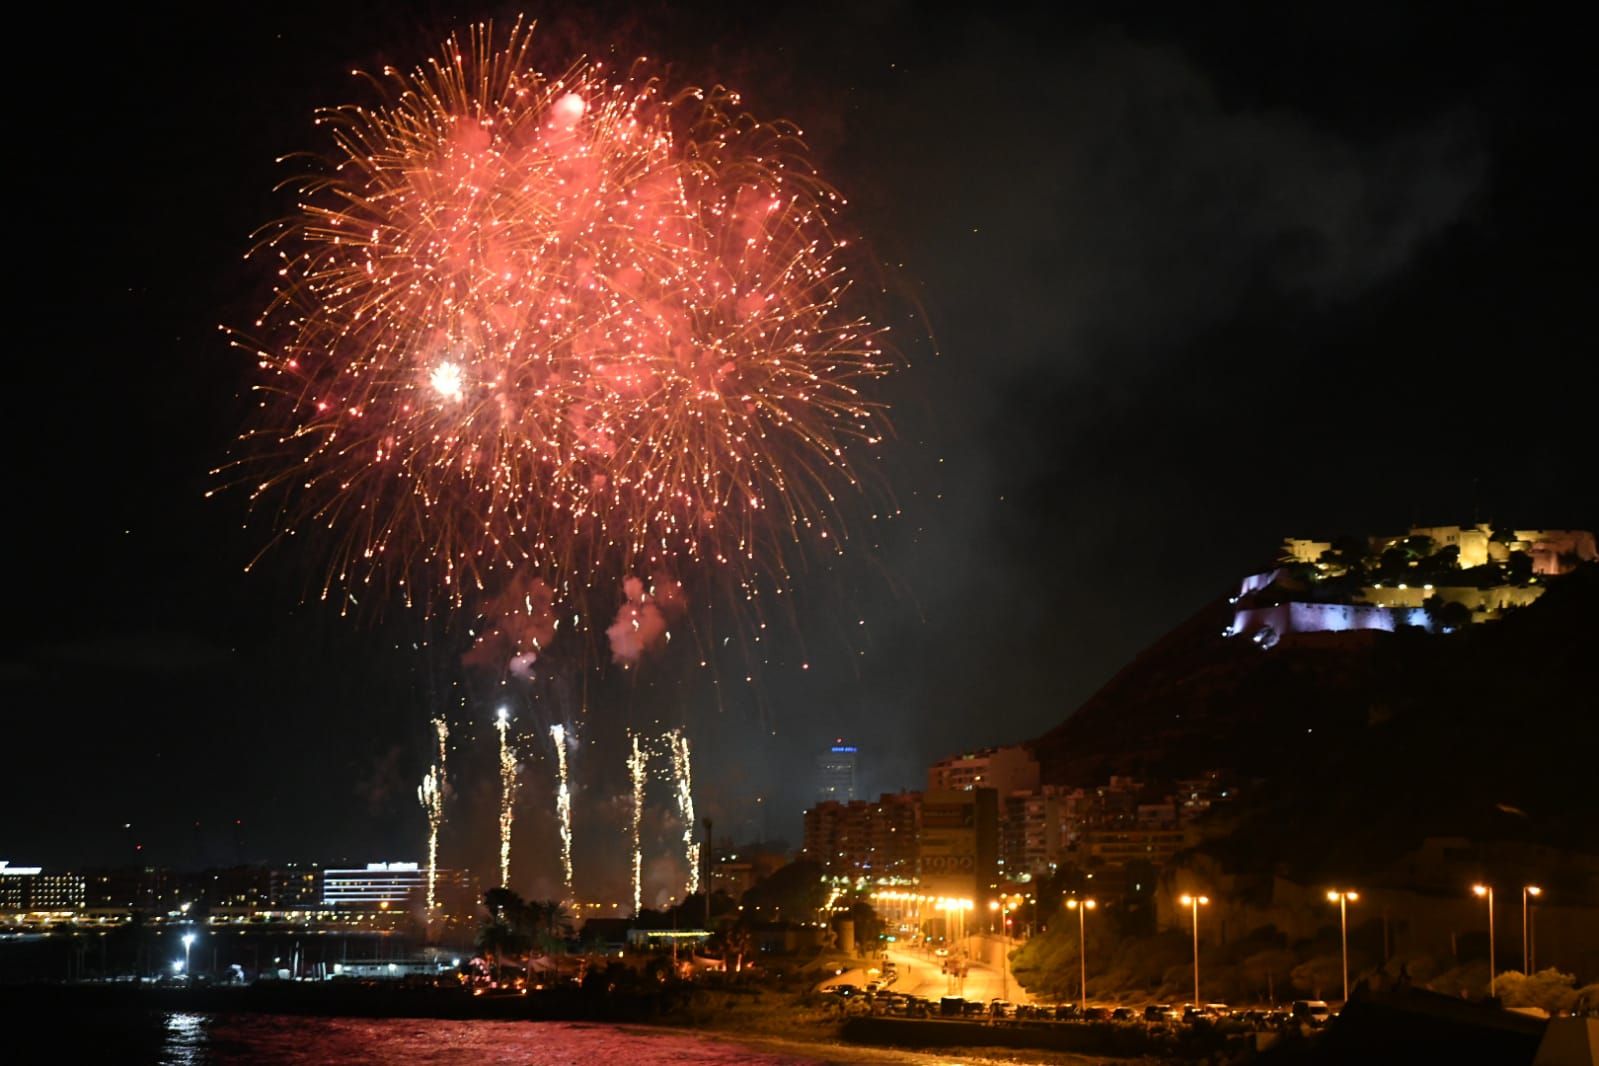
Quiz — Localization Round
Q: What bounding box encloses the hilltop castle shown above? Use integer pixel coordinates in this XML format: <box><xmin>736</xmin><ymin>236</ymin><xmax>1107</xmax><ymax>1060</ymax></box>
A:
<box><xmin>1226</xmin><ymin>523</ymin><xmax>1595</xmax><ymax>648</ymax></box>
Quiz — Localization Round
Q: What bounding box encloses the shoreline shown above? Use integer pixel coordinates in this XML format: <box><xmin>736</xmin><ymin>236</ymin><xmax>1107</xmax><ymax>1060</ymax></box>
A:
<box><xmin>0</xmin><ymin>981</ymin><xmax>1154</xmax><ymax>1063</ymax></box>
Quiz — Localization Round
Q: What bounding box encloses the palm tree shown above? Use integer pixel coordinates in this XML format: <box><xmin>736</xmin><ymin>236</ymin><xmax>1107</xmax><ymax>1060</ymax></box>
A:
<box><xmin>478</xmin><ymin>889</ymin><xmax>533</xmax><ymax>982</ymax></box>
<box><xmin>526</xmin><ymin>900</ymin><xmax>572</xmax><ymax>956</ymax></box>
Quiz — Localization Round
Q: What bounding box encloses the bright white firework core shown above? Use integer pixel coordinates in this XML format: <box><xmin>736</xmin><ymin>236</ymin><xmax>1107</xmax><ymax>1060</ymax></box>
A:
<box><xmin>430</xmin><ymin>361</ymin><xmax>464</xmax><ymax>402</ymax></box>
<box><xmin>552</xmin><ymin>91</ymin><xmax>585</xmax><ymax>126</ymax></box>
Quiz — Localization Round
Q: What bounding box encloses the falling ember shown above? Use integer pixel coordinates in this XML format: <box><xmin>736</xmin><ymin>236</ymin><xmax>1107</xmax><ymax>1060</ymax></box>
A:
<box><xmin>224</xmin><ymin>17</ymin><xmax>892</xmax><ymax>631</ymax></box>
<box><xmin>417</xmin><ymin>768</ymin><xmax>443</xmax><ymax>919</ymax></box>
<box><xmin>628</xmin><ymin>733</ymin><xmax>647</xmax><ymax>916</ymax></box>
<box><xmin>550</xmin><ymin>723</ymin><xmax>574</xmax><ymax>902</ymax></box>
<box><xmin>496</xmin><ymin>708</ymin><xmax>516</xmax><ymax>888</ymax></box>
<box><xmin>669</xmin><ymin>729</ymin><xmax>699</xmax><ymax>898</ymax></box>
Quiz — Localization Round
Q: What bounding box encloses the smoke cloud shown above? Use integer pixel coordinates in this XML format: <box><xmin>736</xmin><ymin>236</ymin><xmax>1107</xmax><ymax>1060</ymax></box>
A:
<box><xmin>606</xmin><ymin>575</ymin><xmax>687</xmax><ymax>665</ymax></box>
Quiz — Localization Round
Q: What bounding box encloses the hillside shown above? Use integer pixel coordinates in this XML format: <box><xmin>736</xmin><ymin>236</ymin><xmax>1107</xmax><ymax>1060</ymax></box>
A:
<box><xmin>1029</xmin><ymin>565</ymin><xmax>1599</xmax><ymax>876</ymax></box>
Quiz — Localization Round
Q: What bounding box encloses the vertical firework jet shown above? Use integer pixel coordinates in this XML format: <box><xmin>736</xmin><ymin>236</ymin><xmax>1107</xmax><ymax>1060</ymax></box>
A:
<box><xmin>496</xmin><ymin>708</ymin><xmax>516</xmax><ymax>888</ymax></box>
<box><xmin>669</xmin><ymin>729</ymin><xmax>700</xmax><ymax>898</ymax></box>
<box><xmin>550</xmin><ymin>723</ymin><xmax>573</xmax><ymax>902</ymax></box>
<box><xmin>417</xmin><ymin>768</ymin><xmax>443</xmax><ymax>919</ymax></box>
<box><xmin>628</xmin><ymin>733</ymin><xmax>647</xmax><ymax>916</ymax></box>
<box><xmin>420</xmin><ymin>716</ymin><xmax>449</xmax><ymax>922</ymax></box>
<box><xmin>434</xmin><ymin>717</ymin><xmax>450</xmax><ymax>792</ymax></box>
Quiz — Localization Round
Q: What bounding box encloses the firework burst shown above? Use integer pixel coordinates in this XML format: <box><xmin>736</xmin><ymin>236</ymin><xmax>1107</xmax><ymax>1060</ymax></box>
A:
<box><xmin>222</xmin><ymin>18</ymin><xmax>891</xmax><ymax>645</ymax></box>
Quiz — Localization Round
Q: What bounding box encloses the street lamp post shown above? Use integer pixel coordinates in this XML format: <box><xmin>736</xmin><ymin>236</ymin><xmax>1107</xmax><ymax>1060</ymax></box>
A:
<box><xmin>1472</xmin><ymin>884</ymin><xmax>1495</xmax><ymax>998</ymax></box>
<box><xmin>988</xmin><ymin>896</ymin><xmax>1022</xmax><ymax>1003</ymax></box>
<box><xmin>1178</xmin><ymin>894</ymin><xmax>1209</xmax><ymax>1008</ymax></box>
<box><xmin>1522</xmin><ymin>885</ymin><xmax>1542</xmax><ymax>975</ymax></box>
<box><xmin>1065</xmin><ymin>898</ymin><xmax>1097</xmax><ymax>1013</ymax></box>
<box><xmin>988</xmin><ymin>900</ymin><xmax>1007</xmax><ymax>1002</ymax></box>
<box><xmin>1326</xmin><ymin>890</ymin><xmax>1359</xmax><ymax>1002</ymax></box>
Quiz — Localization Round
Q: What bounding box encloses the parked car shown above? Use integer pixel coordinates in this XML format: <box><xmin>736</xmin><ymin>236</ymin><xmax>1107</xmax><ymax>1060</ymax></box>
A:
<box><xmin>1292</xmin><ymin>1000</ymin><xmax>1332</xmax><ymax>1027</ymax></box>
<box><xmin>1083</xmin><ymin>1006</ymin><xmax>1109</xmax><ymax>1021</ymax></box>
<box><xmin>1054</xmin><ymin>1003</ymin><xmax>1082</xmax><ymax>1021</ymax></box>
<box><xmin>1144</xmin><ymin>1004</ymin><xmax>1178</xmax><ymax>1023</ymax></box>
<box><xmin>1111</xmin><ymin>1007</ymin><xmax>1136</xmax><ymax>1022</ymax></box>
<box><xmin>989</xmin><ymin>999</ymin><xmax>1014</xmax><ymax>1018</ymax></box>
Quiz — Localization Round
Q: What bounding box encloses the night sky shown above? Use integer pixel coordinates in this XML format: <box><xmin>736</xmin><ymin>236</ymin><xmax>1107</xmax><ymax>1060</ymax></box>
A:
<box><xmin>5</xmin><ymin>3</ymin><xmax>1593</xmax><ymax>900</ymax></box>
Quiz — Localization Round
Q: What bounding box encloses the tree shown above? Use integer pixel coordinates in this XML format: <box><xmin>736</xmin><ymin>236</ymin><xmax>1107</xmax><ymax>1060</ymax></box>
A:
<box><xmin>478</xmin><ymin>888</ymin><xmax>534</xmax><ymax>980</ymax></box>
<box><xmin>740</xmin><ymin>860</ymin><xmax>826</xmax><ymax>921</ymax></box>
<box><xmin>1505</xmin><ymin>551</ymin><xmax>1534</xmax><ymax>584</ymax></box>
<box><xmin>529</xmin><ymin>899</ymin><xmax>572</xmax><ymax>954</ymax></box>
<box><xmin>1403</xmin><ymin>535</ymin><xmax>1435</xmax><ymax>560</ymax></box>
<box><xmin>1496</xmin><ymin>968</ymin><xmax>1580</xmax><ymax>1014</ymax></box>
<box><xmin>830</xmin><ymin>901</ymin><xmax>883</xmax><ymax>953</ymax></box>
<box><xmin>1378</xmin><ymin>547</ymin><xmax>1411</xmax><ymax>581</ymax></box>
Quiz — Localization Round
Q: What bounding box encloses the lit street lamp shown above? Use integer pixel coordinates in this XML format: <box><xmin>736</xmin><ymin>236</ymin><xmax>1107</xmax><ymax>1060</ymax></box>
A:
<box><xmin>1178</xmin><ymin>894</ymin><xmax>1209</xmax><ymax>1008</ymax></box>
<box><xmin>1064</xmin><ymin>897</ymin><xmax>1097</xmax><ymax>1013</ymax></box>
<box><xmin>1472</xmin><ymin>884</ymin><xmax>1495</xmax><ymax>998</ymax></box>
<box><xmin>1326</xmin><ymin>890</ymin><xmax>1359</xmax><ymax>1002</ymax></box>
<box><xmin>988</xmin><ymin>895</ymin><xmax>1022</xmax><ymax>1002</ymax></box>
<box><xmin>1523</xmin><ymin>885</ymin><xmax>1542</xmax><ymax>975</ymax></box>
<box><xmin>181</xmin><ymin>932</ymin><xmax>196</xmax><ymax>979</ymax></box>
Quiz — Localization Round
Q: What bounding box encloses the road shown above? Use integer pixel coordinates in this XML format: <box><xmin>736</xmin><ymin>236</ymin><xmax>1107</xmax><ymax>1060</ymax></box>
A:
<box><xmin>880</xmin><ymin>935</ymin><xmax>1034</xmax><ymax>1006</ymax></box>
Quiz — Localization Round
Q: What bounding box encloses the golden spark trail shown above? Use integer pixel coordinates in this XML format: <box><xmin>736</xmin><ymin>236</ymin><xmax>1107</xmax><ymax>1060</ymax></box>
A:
<box><xmin>434</xmin><ymin>717</ymin><xmax>450</xmax><ymax>792</ymax></box>
<box><xmin>550</xmin><ymin>723</ymin><xmax>573</xmax><ymax>902</ymax></box>
<box><xmin>418</xmin><ymin>768</ymin><xmax>443</xmax><ymax>919</ymax></box>
<box><xmin>669</xmin><ymin>729</ymin><xmax>699</xmax><ymax>898</ymax></box>
<box><xmin>628</xmin><ymin>733</ymin><xmax>647</xmax><ymax>916</ymax></box>
<box><xmin>497</xmin><ymin>707</ymin><xmax>516</xmax><ymax>888</ymax></box>
<box><xmin>419</xmin><ymin>715</ymin><xmax>449</xmax><ymax>922</ymax></box>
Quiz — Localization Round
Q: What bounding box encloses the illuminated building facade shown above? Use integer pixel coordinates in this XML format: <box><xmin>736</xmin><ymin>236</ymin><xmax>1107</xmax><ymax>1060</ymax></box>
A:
<box><xmin>321</xmin><ymin>862</ymin><xmax>477</xmax><ymax>912</ymax></box>
<box><xmin>927</xmin><ymin>745</ymin><xmax>1039</xmax><ymax>795</ymax></box>
<box><xmin>321</xmin><ymin>862</ymin><xmax>427</xmax><ymax>907</ymax></box>
<box><xmin>0</xmin><ymin>862</ymin><xmax>85</xmax><ymax>912</ymax></box>
<box><xmin>802</xmin><ymin>791</ymin><xmax>921</xmax><ymax>877</ymax></box>
<box><xmin>816</xmin><ymin>742</ymin><xmax>858</xmax><ymax>802</ymax></box>
<box><xmin>918</xmin><ymin>788</ymin><xmax>999</xmax><ymax>904</ymax></box>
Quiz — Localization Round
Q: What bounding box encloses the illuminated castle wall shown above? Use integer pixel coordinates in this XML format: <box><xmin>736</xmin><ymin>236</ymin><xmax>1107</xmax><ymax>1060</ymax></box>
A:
<box><xmin>1229</xmin><ymin>523</ymin><xmax>1593</xmax><ymax>648</ymax></box>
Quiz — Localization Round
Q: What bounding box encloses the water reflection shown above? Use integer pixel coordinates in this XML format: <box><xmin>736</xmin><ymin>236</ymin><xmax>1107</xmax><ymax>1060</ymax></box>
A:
<box><xmin>159</xmin><ymin>1012</ymin><xmax>206</xmax><ymax>1065</ymax></box>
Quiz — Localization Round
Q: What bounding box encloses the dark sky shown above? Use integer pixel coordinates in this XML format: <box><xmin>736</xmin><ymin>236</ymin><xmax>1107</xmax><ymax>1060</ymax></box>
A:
<box><xmin>4</xmin><ymin>2</ymin><xmax>1593</xmax><ymax>901</ymax></box>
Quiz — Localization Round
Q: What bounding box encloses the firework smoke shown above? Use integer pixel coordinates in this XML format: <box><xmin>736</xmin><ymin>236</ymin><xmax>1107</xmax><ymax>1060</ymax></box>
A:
<box><xmin>628</xmin><ymin>732</ymin><xmax>647</xmax><ymax>916</ymax></box>
<box><xmin>669</xmin><ymin>728</ymin><xmax>699</xmax><ymax>897</ymax></box>
<box><xmin>550</xmin><ymin>723</ymin><xmax>574</xmax><ymax>901</ymax></box>
<box><xmin>224</xmin><ymin>18</ymin><xmax>891</xmax><ymax>647</ymax></box>
<box><xmin>606</xmin><ymin>575</ymin><xmax>686</xmax><ymax>665</ymax></box>
<box><xmin>496</xmin><ymin>707</ymin><xmax>517</xmax><ymax>888</ymax></box>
